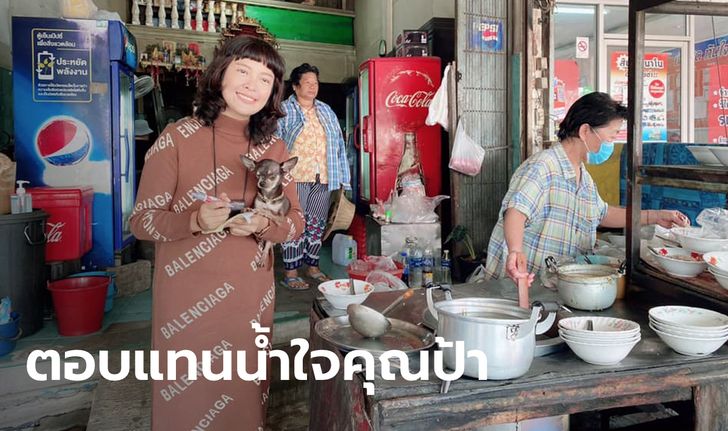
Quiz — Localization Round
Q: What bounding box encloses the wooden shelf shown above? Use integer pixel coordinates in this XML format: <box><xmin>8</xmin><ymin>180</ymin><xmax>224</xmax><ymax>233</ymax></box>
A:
<box><xmin>636</xmin><ymin>261</ymin><xmax>728</xmax><ymax>304</ymax></box>
<box><xmin>639</xmin><ymin>165</ymin><xmax>728</xmax><ymax>193</ymax></box>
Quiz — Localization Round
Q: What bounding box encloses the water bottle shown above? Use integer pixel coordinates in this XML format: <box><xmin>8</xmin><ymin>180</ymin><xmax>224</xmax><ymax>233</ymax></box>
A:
<box><xmin>422</xmin><ymin>247</ymin><xmax>434</xmax><ymax>287</ymax></box>
<box><xmin>398</xmin><ymin>250</ymin><xmax>409</xmax><ymax>285</ymax></box>
<box><xmin>409</xmin><ymin>240</ymin><xmax>423</xmax><ymax>288</ymax></box>
<box><xmin>441</xmin><ymin>250</ymin><xmax>452</xmax><ymax>285</ymax></box>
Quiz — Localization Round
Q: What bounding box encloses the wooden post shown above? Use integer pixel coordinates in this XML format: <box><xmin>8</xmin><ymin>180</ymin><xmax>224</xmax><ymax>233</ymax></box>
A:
<box><xmin>207</xmin><ymin>0</ymin><xmax>216</xmax><ymax>32</ymax></box>
<box><xmin>131</xmin><ymin>0</ymin><xmax>140</xmax><ymax>25</ymax></box>
<box><xmin>694</xmin><ymin>382</ymin><xmax>728</xmax><ymax>430</ymax></box>
<box><xmin>195</xmin><ymin>0</ymin><xmax>203</xmax><ymax>31</ymax></box>
<box><xmin>219</xmin><ymin>1</ymin><xmax>227</xmax><ymax>29</ymax></box>
<box><xmin>171</xmin><ymin>0</ymin><xmax>179</xmax><ymax>29</ymax></box>
<box><xmin>158</xmin><ymin>0</ymin><xmax>167</xmax><ymax>28</ymax></box>
<box><xmin>145</xmin><ymin>0</ymin><xmax>154</xmax><ymax>26</ymax></box>
<box><xmin>184</xmin><ymin>0</ymin><xmax>192</xmax><ymax>30</ymax></box>
<box><xmin>231</xmin><ymin>3</ymin><xmax>238</xmax><ymax>26</ymax></box>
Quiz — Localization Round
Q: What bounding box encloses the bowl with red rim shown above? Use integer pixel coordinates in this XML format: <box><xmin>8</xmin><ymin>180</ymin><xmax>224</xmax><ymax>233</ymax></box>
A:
<box><xmin>649</xmin><ymin>247</ymin><xmax>707</xmax><ymax>278</ymax></box>
<box><xmin>318</xmin><ymin>279</ymin><xmax>374</xmax><ymax>310</ymax></box>
<box><xmin>703</xmin><ymin>251</ymin><xmax>728</xmax><ymax>277</ymax></box>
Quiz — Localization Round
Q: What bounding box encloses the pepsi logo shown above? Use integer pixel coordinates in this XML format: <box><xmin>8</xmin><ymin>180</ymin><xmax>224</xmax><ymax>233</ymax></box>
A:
<box><xmin>36</xmin><ymin>117</ymin><xmax>91</xmax><ymax>166</ymax></box>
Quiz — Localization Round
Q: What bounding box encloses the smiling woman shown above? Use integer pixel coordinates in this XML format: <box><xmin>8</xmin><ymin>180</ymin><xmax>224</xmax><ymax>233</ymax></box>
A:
<box><xmin>129</xmin><ymin>36</ymin><xmax>305</xmax><ymax>431</ymax></box>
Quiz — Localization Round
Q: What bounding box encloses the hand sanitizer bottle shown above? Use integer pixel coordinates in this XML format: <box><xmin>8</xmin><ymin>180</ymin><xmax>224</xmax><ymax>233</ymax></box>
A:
<box><xmin>11</xmin><ymin>180</ymin><xmax>32</xmax><ymax>214</ymax></box>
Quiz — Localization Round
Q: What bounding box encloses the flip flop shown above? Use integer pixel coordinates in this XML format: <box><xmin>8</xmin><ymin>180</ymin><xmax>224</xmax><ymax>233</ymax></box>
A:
<box><xmin>307</xmin><ymin>271</ymin><xmax>331</xmax><ymax>282</ymax></box>
<box><xmin>282</xmin><ymin>276</ymin><xmax>310</xmax><ymax>291</ymax></box>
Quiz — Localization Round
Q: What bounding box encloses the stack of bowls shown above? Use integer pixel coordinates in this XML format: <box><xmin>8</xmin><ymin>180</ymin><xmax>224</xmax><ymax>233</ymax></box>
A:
<box><xmin>558</xmin><ymin>316</ymin><xmax>641</xmax><ymax>365</ymax></box>
<box><xmin>672</xmin><ymin>227</ymin><xmax>728</xmax><ymax>254</ymax></box>
<box><xmin>703</xmin><ymin>251</ymin><xmax>728</xmax><ymax>290</ymax></box>
<box><xmin>318</xmin><ymin>279</ymin><xmax>374</xmax><ymax>310</ymax></box>
<box><xmin>649</xmin><ymin>306</ymin><xmax>728</xmax><ymax>356</ymax></box>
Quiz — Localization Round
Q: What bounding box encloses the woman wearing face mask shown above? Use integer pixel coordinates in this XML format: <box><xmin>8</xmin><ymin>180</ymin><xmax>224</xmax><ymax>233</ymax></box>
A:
<box><xmin>484</xmin><ymin>92</ymin><xmax>689</xmax><ymax>288</ymax></box>
<box><xmin>130</xmin><ymin>37</ymin><xmax>304</xmax><ymax>430</ymax></box>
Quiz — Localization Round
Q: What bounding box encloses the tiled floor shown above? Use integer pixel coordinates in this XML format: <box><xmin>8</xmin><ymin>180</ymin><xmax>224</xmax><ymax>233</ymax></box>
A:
<box><xmin>1</xmin><ymin>245</ymin><xmax>345</xmax><ymax>430</ymax></box>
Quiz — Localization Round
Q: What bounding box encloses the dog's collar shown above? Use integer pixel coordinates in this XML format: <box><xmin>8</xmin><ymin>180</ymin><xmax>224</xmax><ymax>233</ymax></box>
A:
<box><xmin>257</xmin><ymin>191</ymin><xmax>285</xmax><ymax>205</ymax></box>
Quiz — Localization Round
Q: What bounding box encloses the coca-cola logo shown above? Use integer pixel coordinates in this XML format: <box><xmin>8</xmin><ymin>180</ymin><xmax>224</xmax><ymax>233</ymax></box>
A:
<box><xmin>385</xmin><ymin>90</ymin><xmax>435</xmax><ymax>109</ymax></box>
<box><xmin>47</xmin><ymin>222</ymin><xmax>66</xmax><ymax>243</ymax></box>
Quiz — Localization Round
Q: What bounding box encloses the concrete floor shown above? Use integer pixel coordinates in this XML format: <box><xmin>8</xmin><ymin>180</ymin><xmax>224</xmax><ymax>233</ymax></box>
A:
<box><xmin>0</xmin><ymin>244</ymin><xmax>348</xmax><ymax>430</ymax></box>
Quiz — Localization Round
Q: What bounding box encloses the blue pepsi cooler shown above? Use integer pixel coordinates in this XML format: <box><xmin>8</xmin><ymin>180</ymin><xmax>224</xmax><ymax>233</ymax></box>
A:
<box><xmin>12</xmin><ymin>17</ymin><xmax>138</xmax><ymax>269</ymax></box>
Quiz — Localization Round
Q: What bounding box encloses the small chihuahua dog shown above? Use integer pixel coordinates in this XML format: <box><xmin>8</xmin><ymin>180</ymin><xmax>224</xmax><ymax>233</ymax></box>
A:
<box><xmin>241</xmin><ymin>155</ymin><xmax>298</xmax><ymax>267</ymax></box>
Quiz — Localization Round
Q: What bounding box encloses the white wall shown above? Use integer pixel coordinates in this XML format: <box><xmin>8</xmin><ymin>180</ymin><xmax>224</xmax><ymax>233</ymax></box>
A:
<box><xmin>392</xmin><ymin>0</ymin><xmax>453</xmax><ymax>42</ymax></box>
<box><xmin>0</xmin><ymin>0</ymin><xmax>127</xmax><ymax>69</ymax></box>
<box><xmin>354</xmin><ymin>0</ymin><xmax>454</xmax><ymax>67</ymax></box>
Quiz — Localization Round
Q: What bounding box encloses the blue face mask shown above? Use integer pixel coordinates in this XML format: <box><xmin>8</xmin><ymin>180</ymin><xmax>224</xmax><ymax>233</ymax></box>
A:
<box><xmin>584</xmin><ymin>127</ymin><xmax>615</xmax><ymax>165</ymax></box>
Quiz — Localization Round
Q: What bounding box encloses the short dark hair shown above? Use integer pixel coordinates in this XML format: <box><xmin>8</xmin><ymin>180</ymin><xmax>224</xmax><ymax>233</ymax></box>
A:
<box><xmin>194</xmin><ymin>36</ymin><xmax>286</xmax><ymax>145</ymax></box>
<box><xmin>557</xmin><ymin>92</ymin><xmax>628</xmax><ymax>141</ymax></box>
<box><xmin>290</xmin><ymin>63</ymin><xmax>319</xmax><ymax>86</ymax></box>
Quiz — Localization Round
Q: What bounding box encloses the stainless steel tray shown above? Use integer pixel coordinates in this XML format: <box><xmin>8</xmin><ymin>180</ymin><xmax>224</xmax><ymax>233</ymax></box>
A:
<box><xmin>315</xmin><ymin>315</ymin><xmax>436</xmax><ymax>354</ymax></box>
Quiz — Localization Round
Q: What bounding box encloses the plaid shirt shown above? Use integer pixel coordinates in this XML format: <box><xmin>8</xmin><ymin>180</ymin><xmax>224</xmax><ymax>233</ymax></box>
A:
<box><xmin>485</xmin><ymin>144</ymin><xmax>608</xmax><ymax>279</ymax></box>
<box><xmin>277</xmin><ymin>95</ymin><xmax>351</xmax><ymax>191</ymax></box>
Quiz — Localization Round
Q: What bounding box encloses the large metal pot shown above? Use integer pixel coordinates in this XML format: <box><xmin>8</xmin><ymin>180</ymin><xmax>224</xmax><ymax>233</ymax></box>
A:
<box><xmin>545</xmin><ymin>256</ymin><xmax>625</xmax><ymax>311</ymax></box>
<box><xmin>426</xmin><ymin>286</ymin><xmax>554</xmax><ymax>380</ymax></box>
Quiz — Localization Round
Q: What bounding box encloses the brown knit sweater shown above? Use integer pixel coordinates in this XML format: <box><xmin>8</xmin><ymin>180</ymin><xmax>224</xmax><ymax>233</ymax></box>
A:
<box><xmin>130</xmin><ymin>114</ymin><xmax>304</xmax><ymax>431</ymax></box>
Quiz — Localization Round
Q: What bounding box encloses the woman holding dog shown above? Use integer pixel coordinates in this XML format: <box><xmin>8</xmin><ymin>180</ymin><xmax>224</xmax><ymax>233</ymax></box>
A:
<box><xmin>130</xmin><ymin>37</ymin><xmax>304</xmax><ymax>430</ymax></box>
<box><xmin>277</xmin><ymin>63</ymin><xmax>351</xmax><ymax>290</ymax></box>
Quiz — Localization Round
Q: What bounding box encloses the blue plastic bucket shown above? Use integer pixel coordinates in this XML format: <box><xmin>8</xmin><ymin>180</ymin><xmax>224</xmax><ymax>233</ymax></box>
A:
<box><xmin>68</xmin><ymin>271</ymin><xmax>117</xmax><ymax>313</ymax></box>
<box><xmin>0</xmin><ymin>312</ymin><xmax>22</xmax><ymax>357</ymax></box>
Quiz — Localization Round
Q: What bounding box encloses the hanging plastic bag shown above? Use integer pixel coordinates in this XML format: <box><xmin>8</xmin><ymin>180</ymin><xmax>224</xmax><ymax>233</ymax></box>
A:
<box><xmin>449</xmin><ymin>120</ymin><xmax>485</xmax><ymax>176</ymax></box>
<box><xmin>426</xmin><ymin>64</ymin><xmax>451</xmax><ymax>131</ymax></box>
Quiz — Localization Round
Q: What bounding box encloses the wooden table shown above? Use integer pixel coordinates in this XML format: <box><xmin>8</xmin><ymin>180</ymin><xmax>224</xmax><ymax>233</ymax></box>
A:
<box><xmin>308</xmin><ymin>280</ymin><xmax>728</xmax><ymax>430</ymax></box>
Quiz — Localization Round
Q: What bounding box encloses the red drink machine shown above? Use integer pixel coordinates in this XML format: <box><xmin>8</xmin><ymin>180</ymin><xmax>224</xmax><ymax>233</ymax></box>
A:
<box><xmin>357</xmin><ymin>57</ymin><xmax>442</xmax><ymax>204</ymax></box>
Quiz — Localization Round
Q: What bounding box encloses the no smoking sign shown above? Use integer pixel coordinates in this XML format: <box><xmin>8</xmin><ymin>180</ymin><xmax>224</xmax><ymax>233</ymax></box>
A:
<box><xmin>576</xmin><ymin>37</ymin><xmax>589</xmax><ymax>59</ymax></box>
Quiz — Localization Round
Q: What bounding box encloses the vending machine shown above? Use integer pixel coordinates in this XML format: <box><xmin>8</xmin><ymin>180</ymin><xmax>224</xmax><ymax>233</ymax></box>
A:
<box><xmin>357</xmin><ymin>57</ymin><xmax>442</xmax><ymax>204</ymax></box>
<box><xmin>12</xmin><ymin>17</ymin><xmax>137</xmax><ymax>268</ymax></box>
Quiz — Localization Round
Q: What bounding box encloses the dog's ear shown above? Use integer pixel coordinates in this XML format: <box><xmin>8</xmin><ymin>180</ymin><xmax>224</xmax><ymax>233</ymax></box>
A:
<box><xmin>240</xmin><ymin>155</ymin><xmax>256</xmax><ymax>171</ymax></box>
<box><xmin>281</xmin><ymin>157</ymin><xmax>298</xmax><ymax>173</ymax></box>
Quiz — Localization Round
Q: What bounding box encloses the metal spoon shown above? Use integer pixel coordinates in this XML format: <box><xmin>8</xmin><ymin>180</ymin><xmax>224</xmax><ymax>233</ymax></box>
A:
<box><xmin>349</xmin><ymin>277</ymin><xmax>356</xmax><ymax>295</ymax></box>
<box><xmin>347</xmin><ymin>289</ymin><xmax>414</xmax><ymax>338</ymax></box>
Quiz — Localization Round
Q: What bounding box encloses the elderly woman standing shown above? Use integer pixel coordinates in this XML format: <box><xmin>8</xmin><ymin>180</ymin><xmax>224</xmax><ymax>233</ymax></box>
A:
<box><xmin>277</xmin><ymin>63</ymin><xmax>351</xmax><ymax>290</ymax></box>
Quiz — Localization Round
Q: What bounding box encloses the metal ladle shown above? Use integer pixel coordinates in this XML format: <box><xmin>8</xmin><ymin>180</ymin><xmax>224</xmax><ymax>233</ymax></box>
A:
<box><xmin>347</xmin><ymin>289</ymin><xmax>414</xmax><ymax>338</ymax></box>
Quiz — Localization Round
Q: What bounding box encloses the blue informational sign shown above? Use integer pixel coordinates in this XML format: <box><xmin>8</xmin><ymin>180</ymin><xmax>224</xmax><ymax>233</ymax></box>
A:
<box><xmin>468</xmin><ymin>17</ymin><xmax>504</xmax><ymax>53</ymax></box>
<box><xmin>31</xmin><ymin>27</ymin><xmax>93</xmax><ymax>102</ymax></box>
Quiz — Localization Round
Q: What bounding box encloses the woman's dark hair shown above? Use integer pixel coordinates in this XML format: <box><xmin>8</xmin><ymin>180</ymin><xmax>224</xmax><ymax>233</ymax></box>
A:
<box><xmin>290</xmin><ymin>63</ymin><xmax>320</xmax><ymax>86</ymax></box>
<box><xmin>557</xmin><ymin>92</ymin><xmax>628</xmax><ymax>141</ymax></box>
<box><xmin>194</xmin><ymin>36</ymin><xmax>285</xmax><ymax>145</ymax></box>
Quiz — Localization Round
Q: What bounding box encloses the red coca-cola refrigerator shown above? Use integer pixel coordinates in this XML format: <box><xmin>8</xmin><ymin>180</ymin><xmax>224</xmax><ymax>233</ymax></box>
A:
<box><xmin>357</xmin><ymin>57</ymin><xmax>442</xmax><ymax>204</ymax></box>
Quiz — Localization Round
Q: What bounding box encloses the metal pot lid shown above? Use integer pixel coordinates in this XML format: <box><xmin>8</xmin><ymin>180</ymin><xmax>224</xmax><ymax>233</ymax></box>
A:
<box><xmin>434</xmin><ymin>298</ymin><xmax>532</xmax><ymax>324</ymax></box>
<box><xmin>314</xmin><ymin>315</ymin><xmax>436</xmax><ymax>354</ymax></box>
<box><xmin>556</xmin><ymin>264</ymin><xmax>620</xmax><ymax>282</ymax></box>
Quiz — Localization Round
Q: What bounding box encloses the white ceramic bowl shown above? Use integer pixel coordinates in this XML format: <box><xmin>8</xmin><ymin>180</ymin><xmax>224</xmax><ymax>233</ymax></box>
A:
<box><xmin>559</xmin><ymin>329</ymin><xmax>640</xmax><ymax>344</ymax></box>
<box><xmin>672</xmin><ymin>227</ymin><xmax>728</xmax><ymax>254</ymax></box>
<box><xmin>318</xmin><ymin>279</ymin><xmax>374</xmax><ymax>310</ymax></box>
<box><xmin>649</xmin><ymin>318</ymin><xmax>728</xmax><ymax>338</ymax></box>
<box><xmin>561</xmin><ymin>336</ymin><xmax>640</xmax><ymax>365</ymax></box>
<box><xmin>703</xmin><ymin>252</ymin><xmax>728</xmax><ymax>277</ymax></box>
<box><xmin>688</xmin><ymin>146</ymin><xmax>722</xmax><ymax>166</ymax></box>
<box><xmin>650</xmin><ymin>323</ymin><xmax>728</xmax><ymax>356</ymax></box>
<box><xmin>709</xmin><ymin>146</ymin><xmax>728</xmax><ymax>167</ymax></box>
<box><xmin>558</xmin><ymin>316</ymin><xmax>640</xmax><ymax>335</ymax></box>
<box><xmin>710</xmin><ymin>268</ymin><xmax>728</xmax><ymax>291</ymax></box>
<box><xmin>605</xmin><ymin>233</ymin><xmax>626</xmax><ymax>248</ymax></box>
<box><xmin>649</xmin><ymin>306</ymin><xmax>728</xmax><ymax>331</ymax></box>
<box><xmin>649</xmin><ymin>247</ymin><xmax>707</xmax><ymax>278</ymax></box>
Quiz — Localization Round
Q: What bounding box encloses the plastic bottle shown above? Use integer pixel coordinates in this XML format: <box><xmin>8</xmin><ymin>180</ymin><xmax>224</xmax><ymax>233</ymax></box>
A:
<box><xmin>422</xmin><ymin>247</ymin><xmax>434</xmax><ymax>287</ymax></box>
<box><xmin>441</xmin><ymin>250</ymin><xmax>452</xmax><ymax>285</ymax></box>
<box><xmin>332</xmin><ymin>234</ymin><xmax>357</xmax><ymax>266</ymax></box>
<box><xmin>10</xmin><ymin>180</ymin><xmax>32</xmax><ymax>214</ymax></box>
<box><xmin>409</xmin><ymin>239</ymin><xmax>423</xmax><ymax>288</ymax></box>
